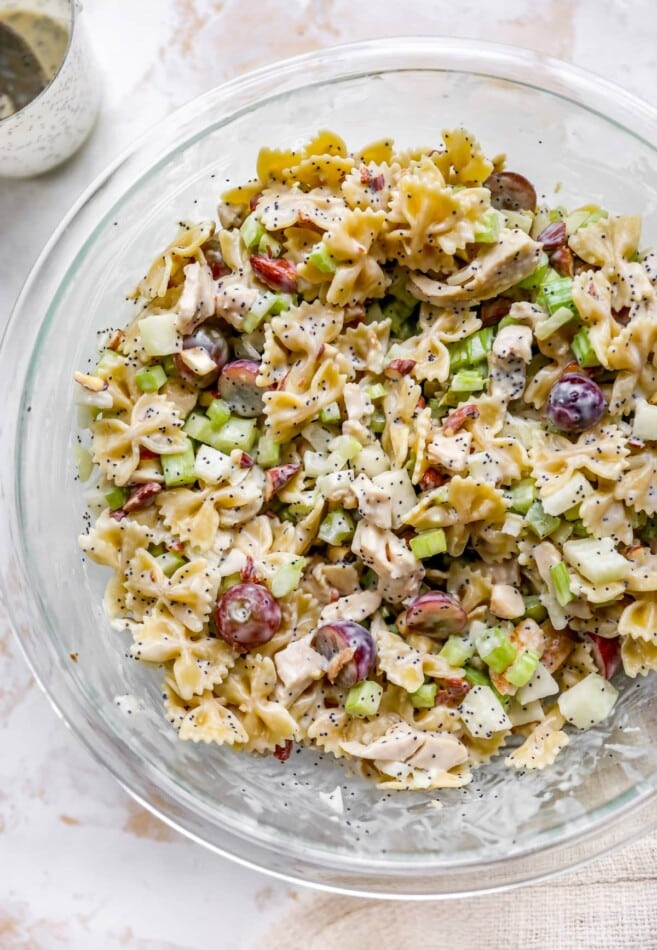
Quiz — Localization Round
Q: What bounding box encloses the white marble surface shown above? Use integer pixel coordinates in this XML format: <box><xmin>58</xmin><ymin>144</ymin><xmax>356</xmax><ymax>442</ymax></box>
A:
<box><xmin>2</xmin><ymin>1</ymin><xmax>657</xmax><ymax>947</ymax></box>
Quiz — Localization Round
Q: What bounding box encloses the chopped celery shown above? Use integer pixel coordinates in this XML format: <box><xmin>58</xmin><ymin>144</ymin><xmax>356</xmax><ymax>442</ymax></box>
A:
<box><xmin>162</xmin><ymin>442</ymin><xmax>197</xmax><ymax>487</ymax></box>
<box><xmin>138</xmin><ymin>312</ymin><xmax>181</xmax><ymax>357</ymax></box>
<box><xmin>240</xmin><ymin>212</ymin><xmax>266</xmax><ymax>249</ymax></box>
<box><xmin>410</xmin><ymin>683</ymin><xmax>438</xmax><ymax>709</ymax></box>
<box><xmin>516</xmin><ymin>251</ymin><xmax>549</xmax><ymax>290</ymax></box>
<box><xmin>548</xmin><ymin>205</ymin><xmax>567</xmax><ymax>222</ymax></box>
<box><xmin>370</xmin><ymin>407</ymin><xmax>386</xmax><ymax>433</ymax></box>
<box><xmin>506</xmin><ymin>649</ymin><xmax>541</xmax><ymax>688</ymax></box>
<box><xmin>271</xmin><ymin>557</ymin><xmax>306</xmax><ymax>597</ymax></box>
<box><xmin>564</xmin><ymin>503</ymin><xmax>581</xmax><ymax>522</ymax></box>
<box><xmin>449</xmin><ymin>369</ymin><xmax>486</xmax><ymax>393</ymax></box>
<box><xmin>96</xmin><ymin>348</ymin><xmax>124</xmax><ymax>373</ymax></box>
<box><xmin>410</xmin><ymin>528</ymin><xmax>447</xmax><ymax>560</ymax></box>
<box><xmin>473</xmin><ymin>209</ymin><xmax>502</xmax><ymax>243</ymax></box>
<box><xmin>330</xmin><ymin>434</ymin><xmax>362</xmax><ymax>462</ymax></box>
<box><xmin>155</xmin><ymin>551</ymin><xmax>186</xmax><ymax>577</ymax></box>
<box><xmin>207</xmin><ymin>398</ymin><xmax>231</xmax><ymax>428</ymax></box>
<box><xmin>162</xmin><ymin>354</ymin><xmax>177</xmax><ymax>376</ymax></box>
<box><xmin>497</xmin><ymin>315</ymin><xmax>521</xmax><ymax>330</ymax></box>
<box><xmin>212</xmin><ymin>417</ymin><xmax>258</xmax><ymax>454</ymax></box>
<box><xmin>345</xmin><ymin>680</ymin><xmax>383</xmax><ymax>718</ymax></box>
<box><xmin>508</xmin><ymin>478</ymin><xmax>536</xmax><ymax>515</ymax></box>
<box><xmin>149</xmin><ymin>543</ymin><xmax>166</xmax><ymax>557</ymax></box>
<box><xmin>318</xmin><ymin>510</ymin><xmax>355</xmax><ymax>545</ymax></box>
<box><xmin>464</xmin><ymin>665</ymin><xmax>491</xmax><ymax>688</ymax></box>
<box><xmin>258</xmin><ymin>232</ymin><xmax>282</xmax><ymax>258</ymax></box>
<box><xmin>467</xmin><ymin>326</ymin><xmax>495</xmax><ymax>364</ymax></box>
<box><xmin>440</xmin><ymin>636</ymin><xmax>475</xmax><ymax>667</ymax></box>
<box><xmin>538</xmin><ymin>275</ymin><xmax>575</xmax><ymax>314</ymax></box>
<box><xmin>319</xmin><ymin>401</ymin><xmax>341</xmax><ymax>425</ymax></box>
<box><xmin>136</xmin><ymin>364</ymin><xmax>167</xmax><ymax>392</ymax></box>
<box><xmin>219</xmin><ymin>572</ymin><xmax>242</xmax><ymax>593</ymax></box>
<box><xmin>523</xmin><ymin>595</ymin><xmax>547</xmax><ymax>623</ymax></box>
<box><xmin>476</xmin><ymin>627</ymin><xmax>517</xmax><ymax>674</ymax></box>
<box><xmin>525</xmin><ymin>500</ymin><xmax>561</xmax><ymax>540</ymax></box>
<box><xmin>75</xmin><ymin>445</ymin><xmax>93</xmax><ymax>482</ymax></box>
<box><xmin>562</xmin><ymin>537</ymin><xmax>630</xmax><ymax>585</ymax></box>
<box><xmin>571</xmin><ymin>327</ymin><xmax>600</xmax><ymax>368</ymax></box>
<box><xmin>534</xmin><ymin>306</ymin><xmax>576</xmax><ymax>341</ymax></box>
<box><xmin>365</xmin><ymin>382</ymin><xmax>387</xmax><ymax>401</ymax></box>
<box><xmin>269</xmin><ymin>293</ymin><xmax>296</xmax><ymax>315</ymax></box>
<box><xmin>105</xmin><ymin>485</ymin><xmax>128</xmax><ymax>510</ymax></box>
<box><xmin>243</xmin><ymin>291</ymin><xmax>277</xmax><ymax>333</ymax></box>
<box><xmin>183</xmin><ymin>411</ymin><xmax>216</xmax><ymax>445</ymax></box>
<box><xmin>256</xmin><ymin>433</ymin><xmax>281</xmax><ymax>468</ymax></box>
<box><xmin>503</xmin><ymin>210</ymin><xmax>533</xmax><ymax>233</ymax></box>
<box><xmin>308</xmin><ymin>243</ymin><xmax>337</xmax><ymax>274</ymax></box>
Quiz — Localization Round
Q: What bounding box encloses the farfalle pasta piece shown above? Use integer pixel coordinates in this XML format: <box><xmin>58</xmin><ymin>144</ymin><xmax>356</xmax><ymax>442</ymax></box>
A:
<box><xmin>464</xmin><ymin>730</ymin><xmax>508</xmax><ymax>766</ymax></box>
<box><xmin>579</xmin><ymin>489</ymin><xmax>633</xmax><ymax>546</ymax></box>
<box><xmin>132</xmin><ymin>220</ymin><xmax>215</xmax><ymax>301</ymax></box>
<box><xmin>341</xmin><ymin>160</ymin><xmax>398</xmax><ymax>212</ymax></box>
<box><xmin>216</xmin><ymin>654</ymin><xmax>299</xmax><ymax>753</ymax></box>
<box><xmin>131</xmin><ymin>606</ymin><xmax>235</xmax><ymax>700</ymax></box>
<box><xmin>334</xmin><ymin>319</ymin><xmax>391</xmax><ymax>376</ymax></box>
<box><xmin>558</xmin><ymin>640</ymin><xmax>598</xmax><ymax>690</ymax></box>
<box><xmin>381</xmin><ymin>375</ymin><xmax>421</xmax><ymax>469</ymax></box>
<box><xmin>79</xmin><ymin>508</ymin><xmax>154</xmax><ymax>571</ymax></box>
<box><xmin>165</xmin><ymin>682</ymin><xmax>248</xmax><ymax>746</ymax></box>
<box><xmin>157</xmin><ymin>468</ymin><xmax>265</xmax><ymax>552</ymax></box>
<box><xmin>124</xmin><ymin>549</ymin><xmax>218</xmax><ymax>632</ymax></box>
<box><xmin>404</xmin><ymin>475</ymin><xmax>507</xmax><ymax>531</ymax></box>
<box><xmin>308</xmin><ymin>208</ymin><xmax>389</xmax><ymax>306</ymax></box>
<box><xmin>621</xmin><ymin>636</ymin><xmax>657</xmax><ymax>677</ymax></box>
<box><xmin>570</xmin><ymin>215</ymin><xmax>654</xmax><ymax>310</ymax></box>
<box><xmin>384</xmin><ymin>155</ymin><xmax>491</xmax><ymax>272</ymax></box>
<box><xmin>614</xmin><ymin>448</ymin><xmax>657</xmax><ymax>515</ymax></box>
<box><xmin>505</xmin><ymin>709</ymin><xmax>569</xmax><ymax>770</ymax></box>
<box><xmin>618</xmin><ymin>595</ymin><xmax>657</xmax><ymax>644</ymax></box>
<box><xmin>257</xmin><ymin>185</ymin><xmax>345</xmax><ymax>233</ymax></box>
<box><xmin>531</xmin><ymin>424</ymin><xmax>629</xmax><ymax>496</ymax></box>
<box><xmin>434</xmin><ymin>127</ymin><xmax>495</xmax><ymax>186</ymax></box>
<box><xmin>92</xmin><ymin>393</ymin><xmax>187</xmax><ymax>487</ymax></box>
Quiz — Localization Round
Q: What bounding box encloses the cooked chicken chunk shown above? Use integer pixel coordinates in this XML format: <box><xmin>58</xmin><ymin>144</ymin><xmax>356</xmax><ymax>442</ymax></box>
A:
<box><xmin>351</xmin><ymin>520</ymin><xmax>424</xmax><ymax>604</ymax></box>
<box><xmin>408</xmin><ymin>229</ymin><xmax>542</xmax><ymax>306</ymax></box>
<box><xmin>177</xmin><ymin>262</ymin><xmax>216</xmax><ymax>333</ymax></box>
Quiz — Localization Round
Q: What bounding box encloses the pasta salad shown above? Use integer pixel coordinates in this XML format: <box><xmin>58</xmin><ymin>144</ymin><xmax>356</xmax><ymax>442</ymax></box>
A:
<box><xmin>75</xmin><ymin>128</ymin><xmax>657</xmax><ymax>791</ymax></box>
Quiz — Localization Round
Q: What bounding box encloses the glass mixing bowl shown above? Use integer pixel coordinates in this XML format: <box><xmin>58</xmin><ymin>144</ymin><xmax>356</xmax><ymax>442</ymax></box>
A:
<box><xmin>3</xmin><ymin>37</ymin><xmax>657</xmax><ymax>899</ymax></box>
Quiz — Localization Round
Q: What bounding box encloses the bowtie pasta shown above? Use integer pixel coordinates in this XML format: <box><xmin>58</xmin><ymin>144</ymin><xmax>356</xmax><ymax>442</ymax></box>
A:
<box><xmin>76</xmin><ymin>128</ymin><xmax>657</xmax><ymax>792</ymax></box>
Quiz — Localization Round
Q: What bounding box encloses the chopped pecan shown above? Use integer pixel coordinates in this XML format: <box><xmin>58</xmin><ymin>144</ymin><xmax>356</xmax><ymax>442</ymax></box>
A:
<box><xmin>419</xmin><ymin>467</ymin><xmax>447</xmax><ymax>492</ymax></box>
<box><xmin>264</xmin><ymin>462</ymin><xmax>301</xmax><ymax>502</ymax></box>
<box><xmin>123</xmin><ymin>481</ymin><xmax>161</xmax><ymax>513</ymax></box>
<box><xmin>274</xmin><ymin>740</ymin><xmax>293</xmax><ymax>762</ymax></box>
<box><xmin>250</xmin><ymin>254</ymin><xmax>298</xmax><ymax>293</ymax></box>
<box><xmin>442</xmin><ymin>403</ymin><xmax>480</xmax><ymax>437</ymax></box>
<box><xmin>536</xmin><ymin>220</ymin><xmax>567</xmax><ymax>251</ymax></box>
<box><xmin>384</xmin><ymin>358</ymin><xmax>416</xmax><ymax>379</ymax></box>
<box><xmin>480</xmin><ymin>296</ymin><xmax>512</xmax><ymax>327</ymax></box>
<box><xmin>435</xmin><ymin>678</ymin><xmax>471</xmax><ymax>707</ymax></box>
<box><xmin>550</xmin><ymin>246</ymin><xmax>574</xmax><ymax>278</ymax></box>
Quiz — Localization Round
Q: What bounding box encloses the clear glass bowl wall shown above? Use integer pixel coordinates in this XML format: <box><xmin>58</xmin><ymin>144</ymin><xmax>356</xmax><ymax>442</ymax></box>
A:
<box><xmin>3</xmin><ymin>39</ymin><xmax>657</xmax><ymax>898</ymax></box>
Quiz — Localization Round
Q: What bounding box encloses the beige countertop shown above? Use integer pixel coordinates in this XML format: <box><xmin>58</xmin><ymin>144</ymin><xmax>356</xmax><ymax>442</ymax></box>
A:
<box><xmin>1</xmin><ymin>1</ymin><xmax>657</xmax><ymax>946</ymax></box>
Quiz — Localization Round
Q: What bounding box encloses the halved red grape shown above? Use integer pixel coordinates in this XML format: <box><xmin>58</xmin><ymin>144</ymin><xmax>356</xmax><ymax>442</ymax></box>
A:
<box><xmin>173</xmin><ymin>323</ymin><xmax>229</xmax><ymax>387</ymax></box>
<box><xmin>215</xmin><ymin>582</ymin><xmax>281</xmax><ymax>650</ymax></box>
<box><xmin>219</xmin><ymin>359</ymin><xmax>264</xmax><ymax>417</ymax></box>
<box><xmin>400</xmin><ymin>592</ymin><xmax>467</xmax><ymax>638</ymax></box>
<box><xmin>547</xmin><ymin>372</ymin><xmax>606</xmax><ymax>433</ymax></box>
<box><xmin>484</xmin><ymin>171</ymin><xmax>537</xmax><ymax>212</ymax></box>
<box><xmin>312</xmin><ymin>620</ymin><xmax>377</xmax><ymax>688</ymax></box>
<box><xmin>585</xmin><ymin>634</ymin><xmax>621</xmax><ymax>680</ymax></box>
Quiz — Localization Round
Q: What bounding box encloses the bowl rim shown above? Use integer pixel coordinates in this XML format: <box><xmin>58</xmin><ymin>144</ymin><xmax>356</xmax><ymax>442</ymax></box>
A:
<box><xmin>4</xmin><ymin>35</ymin><xmax>657</xmax><ymax>899</ymax></box>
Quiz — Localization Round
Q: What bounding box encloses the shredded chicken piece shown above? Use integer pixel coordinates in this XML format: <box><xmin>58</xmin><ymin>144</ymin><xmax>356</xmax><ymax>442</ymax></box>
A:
<box><xmin>214</xmin><ymin>273</ymin><xmax>260</xmax><ymax>330</ymax></box>
<box><xmin>177</xmin><ymin>262</ymin><xmax>216</xmax><ymax>333</ymax></box>
<box><xmin>342</xmin><ymin>382</ymin><xmax>374</xmax><ymax>444</ymax></box>
<box><xmin>408</xmin><ymin>229</ymin><xmax>542</xmax><ymax>305</ymax></box>
<box><xmin>341</xmin><ymin>721</ymin><xmax>467</xmax><ymax>773</ymax></box>
<box><xmin>274</xmin><ymin>634</ymin><xmax>327</xmax><ymax>700</ymax></box>
<box><xmin>351</xmin><ymin>520</ymin><xmax>424</xmax><ymax>604</ymax></box>
<box><xmin>490</xmin><ymin>583</ymin><xmax>525</xmax><ymax>619</ymax></box>
<box><xmin>489</xmin><ymin>323</ymin><xmax>533</xmax><ymax>401</ymax></box>
<box><xmin>426</xmin><ymin>430</ymin><xmax>472</xmax><ymax>472</ymax></box>
<box><xmin>319</xmin><ymin>589</ymin><xmax>382</xmax><ymax>624</ymax></box>
<box><xmin>351</xmin><ymin>473</ymin><xmax>393</xmax><ymax>529</ymax></box>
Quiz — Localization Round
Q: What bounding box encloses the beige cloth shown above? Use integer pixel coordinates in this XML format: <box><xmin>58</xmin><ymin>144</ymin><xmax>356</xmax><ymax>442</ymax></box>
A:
<box><xmin>255</xmin><ymin>832</ymin><xmax>657</xmax><ymax>950</ymax></box>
